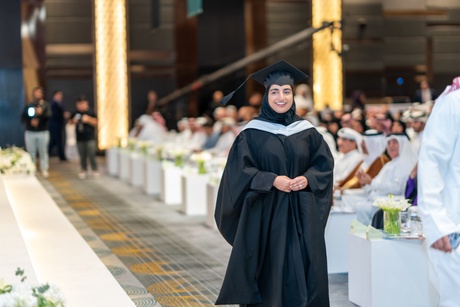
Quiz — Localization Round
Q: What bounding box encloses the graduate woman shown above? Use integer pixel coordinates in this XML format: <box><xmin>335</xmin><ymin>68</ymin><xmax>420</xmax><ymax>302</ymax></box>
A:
<box><xmin>215</xmin><ymin>60</ymin><xmax>334</xmax><ymax>307</ymax></box>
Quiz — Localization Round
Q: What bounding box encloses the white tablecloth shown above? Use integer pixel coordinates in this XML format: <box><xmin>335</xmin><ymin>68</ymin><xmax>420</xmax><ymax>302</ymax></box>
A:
<box><xmin>348</xmin><ymin>232</ymin><xmax>438</xmax><ymax>307</ymax></box>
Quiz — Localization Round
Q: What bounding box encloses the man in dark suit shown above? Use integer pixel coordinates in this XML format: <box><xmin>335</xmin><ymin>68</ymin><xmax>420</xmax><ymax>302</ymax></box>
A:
<box><xmin>413</xmin><ymin>80</ymin><xmax>437</xmax><ymax>103</ymax></box>
<box><xmin>48</xmin><ymin>90</ymin><xmax>67</xmax><ymax>161</ymax></box>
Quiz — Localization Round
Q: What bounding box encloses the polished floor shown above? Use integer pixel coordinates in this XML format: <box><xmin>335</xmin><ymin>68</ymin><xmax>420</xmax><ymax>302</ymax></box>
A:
<box><xmin>40</xmin><ymin>157</ymin><xmax>355</xmax><ymax>307</ymax></box>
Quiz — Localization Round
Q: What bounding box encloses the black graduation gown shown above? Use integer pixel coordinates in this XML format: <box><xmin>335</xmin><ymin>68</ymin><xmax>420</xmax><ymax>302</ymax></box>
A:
<box><xmin>215</xmin><ymin>119</ymin><xmax>334</xmax><ymax>307</ymax></box>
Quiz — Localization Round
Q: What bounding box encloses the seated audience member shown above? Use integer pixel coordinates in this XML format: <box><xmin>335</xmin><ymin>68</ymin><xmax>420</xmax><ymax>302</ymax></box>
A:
<box><xmin>391</xmin><ymin>120</ymin><xmax>407</xmax><ymax>135</ymax></box>
<box><xmin>225</xmin><ymin>105</ymin><xmax>238</xmax><ymax>121</ymax></box>
<box><xmin>339</xmin><ymin>130</ymin><xmax>390</xmax><ymax>190</ymax></box>
<box><xmin>235</xmin><ymin>106</ymin><xmax>258</xmax><ymax>134</ymax></box>
<box><xmin>237</xmin><ymin>106</ymin><xmax>258</xmax><ymax>124</ymax></box>
<box><xmin>356</xmin><ymin>134</ymin><xmax>417</xmax><ymax>224</ymax></box>
<box><xmin>340</xmin><ymin>113</ymin><xmax>354</xmax><ymax>128</ymax></box>
<box><xmin>129</xmin><ymin>111</ymin><xmax>167</xmax><ymax>143</ymax></box>
<box><xmin>316</xmin><ymin>126</ymin><xmax>338</xmax><ymax>159</ymax></box>
<box><xmin>247</xmin><ymin>92</ymin><xmax>262</xmax><ymax>112</ymax></box>
<box><xmin>351</xmin><ymin>118</ymin><xmax>367</xmax><ymax>134</ymax></box>
<box><xmin>294</xmin><ymin>84</ymin><xmax>313</xmax><ymax>117</ymax></box>
<box><xmin>174</xmin><ymin>117</ymin><xmax>191</xmax><ymax>143</ymax></box>
<box><xmin>408</xmin><ymin>110</ymin><xmax>427</xmax><ymax>155</ymax></box>
<box><xmin>186</xmin><ymin>117</ymin><xmax>208</xmax><ymax>151</ymax></box>
<box><xmin>405</xmin><ymin>163</ymin><xmax>418</xmax><ymax>206</ymax></box>
<box><xmin>212</xmin><ymin>107</ymin><xmax>227</xmax><ymax>133</ymax></box>
<box><xmin>373</xmin><ymin>112</ymin><xmax>393</xmax><ymax>135</ymax></box>
<box><xmin>326</xmin><ymin>118</ymin><xmax>340</xmax><ymax>145</ymax></box>
<box><xmin>305</xmin><ymin>109</ymin><xmax>320</xmax><ymax>126</ymax></box>
<box><xmin>334</xmin><ymin>128</ymin><xmax>364</xmax><ymax>187</ymax></box>
<box><xmin>209</xmin><ymin>117</ymin><xmax>237</xmax><ymax>156</ymax></box>
<box><xmin>202</xmin><ymin>119</ymin><xmax>219</xmax><ymax>150</ymax></box>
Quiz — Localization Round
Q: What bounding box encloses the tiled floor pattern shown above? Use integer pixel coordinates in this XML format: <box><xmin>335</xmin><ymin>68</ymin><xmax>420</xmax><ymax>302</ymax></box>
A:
<box><xmin>41</xmin><ymin>157</ymin><xmax>355</xmax><ymax>307</ymax></box>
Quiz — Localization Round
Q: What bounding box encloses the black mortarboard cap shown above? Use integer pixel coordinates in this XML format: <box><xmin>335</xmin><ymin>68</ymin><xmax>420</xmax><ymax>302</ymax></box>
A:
<box><xmin>220</xmin><ymin>60</ymin><xmax>308</xmax><ymax>105</ymax></box>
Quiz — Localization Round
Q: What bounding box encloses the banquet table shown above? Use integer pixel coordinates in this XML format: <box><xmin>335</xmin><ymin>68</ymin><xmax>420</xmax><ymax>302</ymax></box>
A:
<box><xmin>129</xmin><ymin>153</ymin><xmax>145</xmax><ymax>188</ymax></box>
<box><xmin>144</xmin><ymin>158</ymin><xmax>161</xmax><ymax>195</ymax></box>
<box><xmin>181</xmin><ymin>172</ymin><xmax>209</xmax><ymax>215</ymax></box>
<box><xmin>325</xmin><ymin>206</ymin><xmax>357</xmax><ymax>273</ymax></box>
<box><xmin>205</xmin><ymin>182</ymin><xmax>219</xmax><ymax>229</ymax></box>
<box><xmin>160</xmin><ymin>163</ymin><xmax>183</xmax><ymax>205</ymax></box>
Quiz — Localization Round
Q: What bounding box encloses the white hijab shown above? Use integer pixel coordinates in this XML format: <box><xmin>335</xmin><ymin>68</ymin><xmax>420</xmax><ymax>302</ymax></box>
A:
<box><xmin>386</xmin><ymin>134</ymin><xmax>417</xmax><ymax>176</ymax></box>
<box><xmin>366</xmin><ymin>134</ymin><xmax>417</xmax><ymax>196</ymax></box>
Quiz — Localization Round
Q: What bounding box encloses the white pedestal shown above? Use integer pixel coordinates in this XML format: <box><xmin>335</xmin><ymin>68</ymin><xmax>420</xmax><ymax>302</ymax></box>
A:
<box><xmin>205</xmin><ymin>182</ymin><xmax>219</xmax><ymax>229</ymax></box>
<box><xmin>348</xmin><ymin>233</ymin><xmax>438</xmax><ymax>307</ymax></box>
<box><xmin>325</xmin><ymin>211</ymin><xmax>357</xmax><ymax>273</ymax></box>
<box><xmin>118</xmin><ymin>150</ymin><xmax>131</xmax><ymax>181</ymax></box>
<box><xmin>130</xmin><ymin>154</ymin><xmax>145</xmax><ymax>188</ymax></box>
<box><xmin>160</xmin><ymin>165</ymin><xmax>183</xmax><ymax>205</ymax></box>
<box><xmin>144</xmin><ymin>158</ymin><xmax>161</xmax><ymax>195</ymax></box>
<box><xmin>106</xmin><ymin>147</ymin><xmax>119</xmax><ymax>176</ymax></box>
<box><xmin>181</xmin><ymin>173</ymin><xmax>209</xmax><ymax>216</ymax></box>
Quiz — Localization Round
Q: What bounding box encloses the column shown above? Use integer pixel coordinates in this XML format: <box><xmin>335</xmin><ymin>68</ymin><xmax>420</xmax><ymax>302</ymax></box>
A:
<box><xmin>93</xmin><ymin>0</ymin><xmax>129</xmax><ymax>149</ymax></box>
<box><xmin>312</xmin><ymin>0</ymin><xmax>343</xmax><ymax>110</ymax></box>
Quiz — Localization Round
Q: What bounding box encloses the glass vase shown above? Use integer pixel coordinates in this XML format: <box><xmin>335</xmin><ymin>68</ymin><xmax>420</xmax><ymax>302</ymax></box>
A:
<box><xmin>197</xmin><ymin>160</ymin><xmax>206</xmax><ymax>174</ymax></box>
<box><xmin>156</xmin><ymin>148</ymin><xmax>163</xmax><ymax>161</ymax></box>
<box><xmin>383</xmin><ymin>209</ymin><xmax>401</xmax><ymax>235</ymax></box>
<box><xmin>175</xmin><ymin>154</ymin><xmax>183</xmax><ymax>167</ymax></box>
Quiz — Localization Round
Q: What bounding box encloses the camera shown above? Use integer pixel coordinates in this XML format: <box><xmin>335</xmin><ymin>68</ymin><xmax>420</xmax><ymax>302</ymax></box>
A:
<box><xmin>27</xmin><ymin>107</ymin><xmax>36</xmax><ymax>117</ymax></box>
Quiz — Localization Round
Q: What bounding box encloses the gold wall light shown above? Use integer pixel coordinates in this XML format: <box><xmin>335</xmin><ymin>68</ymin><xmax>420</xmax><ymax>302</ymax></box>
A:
<box><xmin>93</xmin><ymin>0</ymin><xmax>129</xmax><ymax>149</ymax></box>
<box><xmin>312</xmin><ymin>0</ymin><xmax>343</xmax><ymax>110</ymax></box>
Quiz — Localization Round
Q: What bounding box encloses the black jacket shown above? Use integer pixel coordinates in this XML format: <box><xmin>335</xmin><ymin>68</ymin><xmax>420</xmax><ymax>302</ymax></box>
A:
<box><xmin>21</xmin><ymin>100</ymin><xmax>51</xmax><ymax>131</ymax></box>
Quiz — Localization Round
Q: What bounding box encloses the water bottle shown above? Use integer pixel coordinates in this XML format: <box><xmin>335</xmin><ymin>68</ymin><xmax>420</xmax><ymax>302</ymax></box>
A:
<box><xmin>409</xmin><ymin>206</ymin><xmax>423</xmax><ymax>235</ymax></box>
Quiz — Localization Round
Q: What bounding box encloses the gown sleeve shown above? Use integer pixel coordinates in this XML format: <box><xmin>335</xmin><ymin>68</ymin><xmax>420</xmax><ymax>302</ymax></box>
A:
<box><xmin>302</xmin><ymin>133</ymin><xmax>334</xmax><ymax>229</ymax></box>
<box><xmin>214</xmin><ymin>132</ymin><xmax>273</xmax><ymax>245</ymax></box>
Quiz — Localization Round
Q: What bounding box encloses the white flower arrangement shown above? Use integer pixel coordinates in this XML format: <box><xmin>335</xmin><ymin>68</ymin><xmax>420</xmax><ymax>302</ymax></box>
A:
<box><xmin>126</xmin><ymin>138</ymin><xmax>137</xmax><ymax>151</ymax></box>
<box><xmin>0</xmin><ymin>268</ymin><xmax>65</xmax><ymax>307</ymax></box>
<box><xmin>136</xmin><ymin>140</ymin><xmax>152</xmax><ymax>155</ymax></box>
<box><xmin>148</xmin><ymin>145</ymin><xmax>164</xmax><ymax>161</ymax></box>
<box><xmin>163</xmin><ymin>145</ymin><xmax>191</xmax><ymax>167</ymax></box>
<box><xmin>207</xmin><ymin>156</ymin><xmax>227</xmax><ymax>184</ymax></box>
<box><xmin>373</xmin><ymin>194</ymin><xmax>411</xmax><ymax>235</ymax></box>
<box><xmin>372</xmin><ymin>194</ymin><xmax>411</xmax><ymax>212</ymax></box>
<box><xmin>0</xmin><ymin>147</ymin><xmax>36</xmax><ymax>175</ymax></box>
<box><xmin>189</xmin><ymin>151</ymin><xmax>213</xmax><ymax>174</ymax></box>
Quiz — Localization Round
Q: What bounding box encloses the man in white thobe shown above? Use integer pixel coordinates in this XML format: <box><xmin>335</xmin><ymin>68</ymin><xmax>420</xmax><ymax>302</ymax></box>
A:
<box><xmin>408</xmin><ymin>109</ymin><xmax>427</xmax><ymax>155</ymax></box>
<box><xmin>418</xmin><ymin>77</ymin><xmax>460</xmax><ymax>307</ymax></box>
<box><xmin>333</xmin><ymin>127</ymin><xmax>363</xmax><ymax>186</ymax></box>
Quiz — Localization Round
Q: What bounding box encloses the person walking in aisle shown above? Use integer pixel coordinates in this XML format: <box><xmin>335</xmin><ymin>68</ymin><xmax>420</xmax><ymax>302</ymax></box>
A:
<box><xmin>215</xmin><ymin>60</ymin><xmax>334</xmax><ymax>307</ymax></box>
<box><xmin>70</xmin><ymin>95</ymin><xmax>98</xmax><ymax>179</ymax></box>
<box><xmin>418</xmin><ymin>77</ymin><xmax>460</xmax><ymax>307</ymax></box>
<box><xmin>21</xmin><ymin>86</ymin><xmax>52</xmax><ymax>178</ymax></box>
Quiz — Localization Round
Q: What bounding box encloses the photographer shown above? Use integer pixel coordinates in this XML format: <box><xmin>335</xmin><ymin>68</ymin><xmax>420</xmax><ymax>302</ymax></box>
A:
<box><xmin>21</xmin><ymin>86</ymin><xmax>52</xmax><ymax>178</ymax></box>
<box><xmin>70</xmin><ymin>95</ymin><xmax>98</xmax><ymax>179</ymax></box>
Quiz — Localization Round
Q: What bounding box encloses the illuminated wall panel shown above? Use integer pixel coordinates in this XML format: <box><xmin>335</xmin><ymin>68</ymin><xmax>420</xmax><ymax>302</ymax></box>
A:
<box><xmin>312</xmin><ymin>0</ymin><xmax>342</xmax><ymax>110</ymax></box>
<box><xmin>94</xmin><ymin>0</ymin><xmax>129</xmax><ymax>149</ymax></box>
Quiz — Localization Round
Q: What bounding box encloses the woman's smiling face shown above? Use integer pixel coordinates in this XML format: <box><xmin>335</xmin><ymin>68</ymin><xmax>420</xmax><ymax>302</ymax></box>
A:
<box><xmin>268</xmin><ymin>84</ymin><xmax>293</xmax><ymax>114</ymax></box>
